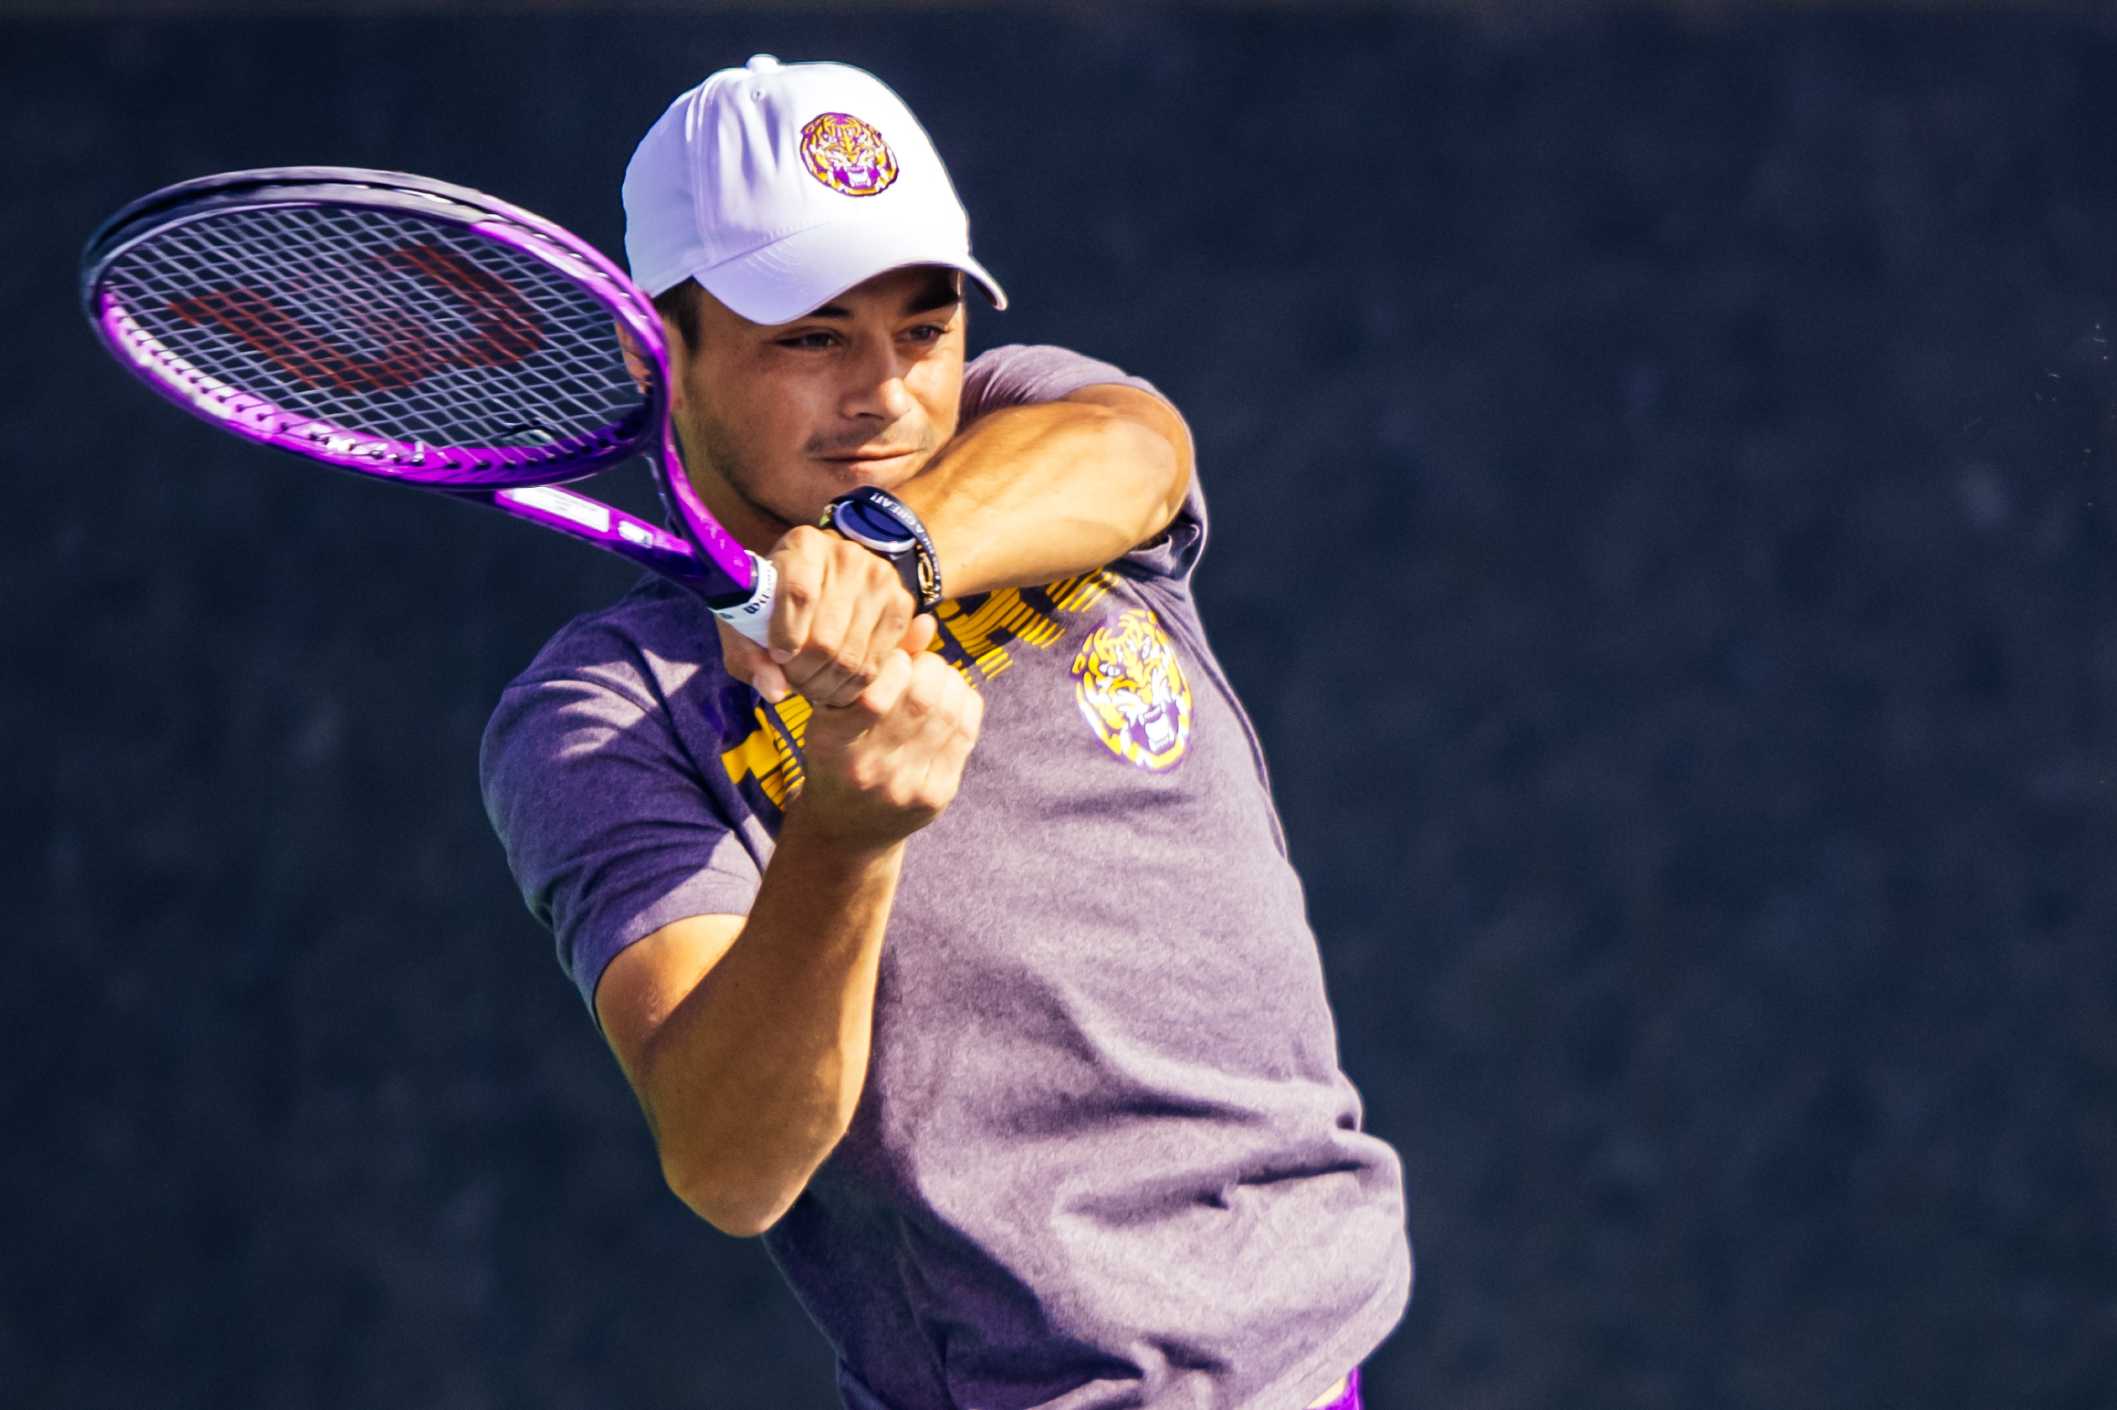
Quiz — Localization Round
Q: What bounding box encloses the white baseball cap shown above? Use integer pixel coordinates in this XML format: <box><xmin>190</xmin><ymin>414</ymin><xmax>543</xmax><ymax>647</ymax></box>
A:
<box><xmin>622</xmin><ymin>54</ymin><xmax>1008</xmax><ymax>325</ymax></box>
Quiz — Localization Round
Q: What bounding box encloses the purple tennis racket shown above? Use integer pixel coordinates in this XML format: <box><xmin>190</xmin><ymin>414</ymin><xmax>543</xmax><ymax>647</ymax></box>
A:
<box><xmin>79</xmin><ymin>165</ymin><xmax>776</xmax><ymax>640</ymax></box>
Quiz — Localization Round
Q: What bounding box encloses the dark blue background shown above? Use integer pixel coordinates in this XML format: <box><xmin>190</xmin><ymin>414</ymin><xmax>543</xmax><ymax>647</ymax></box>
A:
<box><xmin>11</xmin><ymin>6</ymin><xmax>2116</xmax><ymax>1407</ymax></box>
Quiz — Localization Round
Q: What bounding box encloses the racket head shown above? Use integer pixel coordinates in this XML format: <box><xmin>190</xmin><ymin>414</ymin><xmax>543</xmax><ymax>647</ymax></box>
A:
<box><xmin>82</xmin><ymin>166</ymin><xmax>761</xmax><ymax>601</ymax></box>
<box><xmin>81</xmin><ymin>166</ymin><xmax>666</xmax><ymax>489</ymax></box>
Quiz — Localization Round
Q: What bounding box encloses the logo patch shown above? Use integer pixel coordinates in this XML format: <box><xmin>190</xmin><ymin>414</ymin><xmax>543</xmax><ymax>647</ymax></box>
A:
<box><xmin>799</xmin><ymin>112</ymin><xmax>899</xmax><ymax>198</ymax></box>
<box><xmin>1070</xmin><ymin>608</ymin><xmax>1193</xmax><ymax>772</ymax></box>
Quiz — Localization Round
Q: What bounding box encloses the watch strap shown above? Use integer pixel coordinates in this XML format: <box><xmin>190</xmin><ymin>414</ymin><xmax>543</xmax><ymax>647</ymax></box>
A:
<box><xmin>820</xmin><ymin>486</ymin><xmax>944</xmax><ymax>611</ymax></box>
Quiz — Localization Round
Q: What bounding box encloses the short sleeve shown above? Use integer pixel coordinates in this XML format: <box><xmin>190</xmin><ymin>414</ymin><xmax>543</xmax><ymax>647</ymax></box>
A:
<box><xmin>962</xmin><ymin>343</ymin><xmax>1208</xmax><ymax>589</ymax></box>
<box><xmin>479</xmin><ymin>664</ymin><xmax>761</xmax><ymax>1021</ymax></box>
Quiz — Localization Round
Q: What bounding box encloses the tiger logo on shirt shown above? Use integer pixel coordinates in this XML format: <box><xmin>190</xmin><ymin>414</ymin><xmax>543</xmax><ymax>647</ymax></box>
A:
<box><xmin>1070</xmin><ymin>608</ymin><xmax>1192</xmax><ymax>771</ymax></box>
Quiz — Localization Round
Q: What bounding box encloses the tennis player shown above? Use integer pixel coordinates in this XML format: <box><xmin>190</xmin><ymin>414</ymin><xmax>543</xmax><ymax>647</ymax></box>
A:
<box><xmin>480</xmin><ymin>55</ymin><xmax>1410</xmax><ymax>1410</ymax></box>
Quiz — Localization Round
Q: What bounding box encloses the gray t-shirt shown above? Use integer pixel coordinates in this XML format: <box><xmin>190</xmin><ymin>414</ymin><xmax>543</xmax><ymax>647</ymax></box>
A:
<box><xmin>481</xmin><ymin>344</ymin><xmax>1412</xmax><ymax>1410</ymax></box>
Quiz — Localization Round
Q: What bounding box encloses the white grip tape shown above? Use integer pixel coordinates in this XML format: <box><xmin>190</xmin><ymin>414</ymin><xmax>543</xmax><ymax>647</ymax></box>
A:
<box><xmin>712</xmin><ymin>554</ymin><xmax>778</xmax><ymax>646</ymax></box>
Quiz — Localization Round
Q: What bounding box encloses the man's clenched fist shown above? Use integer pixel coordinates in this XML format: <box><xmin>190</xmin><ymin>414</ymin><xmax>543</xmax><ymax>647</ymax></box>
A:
<box><xmin>793</xmin><ymin>649</ymin><xmax>984</xmax><ymax>848</ymax></box>
<box><xmin>718</xmin><ymin>525</ymin><xmax>931</xmax><ymax>707</ymax></box>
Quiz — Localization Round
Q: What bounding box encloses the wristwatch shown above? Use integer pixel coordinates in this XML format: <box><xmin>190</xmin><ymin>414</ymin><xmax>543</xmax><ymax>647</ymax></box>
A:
<box><xmin>818</xmin><ymin>486</ymin><xmax>944</xmax><ymax>612</ymax></box>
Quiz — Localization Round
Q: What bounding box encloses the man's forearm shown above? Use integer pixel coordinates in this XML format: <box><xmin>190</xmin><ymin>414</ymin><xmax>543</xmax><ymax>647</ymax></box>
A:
<box><xmin>639</xmin><ymin>808</ymin><xmax>905</xmax><ymax>1237</ymax></box>
<box><xmin>894</xmin><ymin>389</ymin><xmax>1192</xmax><ymax>597</ymax></box>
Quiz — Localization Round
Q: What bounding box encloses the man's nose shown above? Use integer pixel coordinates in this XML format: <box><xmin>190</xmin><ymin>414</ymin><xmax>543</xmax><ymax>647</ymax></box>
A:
<box><xmin>840</xmin><ymin>338</ymin><xmax>915</xmax><ymax>421</ymax></box>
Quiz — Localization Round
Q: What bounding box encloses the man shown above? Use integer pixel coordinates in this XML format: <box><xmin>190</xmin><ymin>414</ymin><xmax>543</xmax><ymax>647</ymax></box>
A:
<box><xmin>481</xmin><ymin>55</ymin><xmax>1410</xmax><ymax>1410</ymax></box>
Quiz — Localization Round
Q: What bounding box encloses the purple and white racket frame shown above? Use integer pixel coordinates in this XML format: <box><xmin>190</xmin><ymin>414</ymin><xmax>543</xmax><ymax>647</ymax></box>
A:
<box><xmin>79</xmin><ymin>166</ymin><xmax>774</xmax><ymax>635</ymax></box>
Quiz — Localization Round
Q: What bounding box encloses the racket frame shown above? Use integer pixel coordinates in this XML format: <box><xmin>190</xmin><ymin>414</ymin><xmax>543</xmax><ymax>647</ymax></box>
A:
<box><xmin>80</xmin><ymin>166</ymin><xmax>768</xmax><ymax>615</ymax></box>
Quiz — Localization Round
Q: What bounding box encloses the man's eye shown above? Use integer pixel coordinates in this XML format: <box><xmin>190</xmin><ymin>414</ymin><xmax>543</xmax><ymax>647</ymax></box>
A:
<box><xmin>778</xmin><ymin>332</ymin><xmax>837</xmax><ymax>350</ymax></box>
<box><xmin>903</xmin><ymin>324</ymin><xmax>946</xmax><ymax>343</ymax></box>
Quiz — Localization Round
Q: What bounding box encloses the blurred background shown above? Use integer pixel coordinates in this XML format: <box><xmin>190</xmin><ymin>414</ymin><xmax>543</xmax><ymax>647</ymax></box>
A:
<box><xmin>11</xmin><ymin>1</ymin><xmax>2117</xmax><ymax>1406</ymax></box>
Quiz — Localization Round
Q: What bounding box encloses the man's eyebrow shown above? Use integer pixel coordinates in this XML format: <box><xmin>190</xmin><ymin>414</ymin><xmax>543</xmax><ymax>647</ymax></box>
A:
<box><xmin>804</xmin><ymin>276</ymin><xmax>964</xmax><ymax>321</ymax></box>
<box><xmin>902</xmin><ymin>285</ymin><xmax>966</xmax><ymax>316</ymax></box>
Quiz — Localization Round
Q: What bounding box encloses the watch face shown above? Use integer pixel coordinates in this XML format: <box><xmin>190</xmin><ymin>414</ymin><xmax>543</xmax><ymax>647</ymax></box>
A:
<box><xmin>833</xmin><ymin>498</ymin><xmax>917</xmax><ymax>552</ymax></box>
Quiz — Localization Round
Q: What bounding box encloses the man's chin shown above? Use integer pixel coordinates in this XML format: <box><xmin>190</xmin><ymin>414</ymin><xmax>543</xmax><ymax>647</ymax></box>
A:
<box><xmin>812</xmin><ymin>450</ymin><xmax>930</xmax><ymax>489</ymax></box>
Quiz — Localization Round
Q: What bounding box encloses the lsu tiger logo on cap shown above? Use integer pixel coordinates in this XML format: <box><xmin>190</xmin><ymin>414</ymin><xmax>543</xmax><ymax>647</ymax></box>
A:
<box><xmin>799</xmin><ymin>112</ymin><xmax>899</xmax><ymax>198</ymax></box>
<box><xmin>1071</xmin><ymin>608</ymin><xmax>1193</xmax><ymax>772</ymax></box>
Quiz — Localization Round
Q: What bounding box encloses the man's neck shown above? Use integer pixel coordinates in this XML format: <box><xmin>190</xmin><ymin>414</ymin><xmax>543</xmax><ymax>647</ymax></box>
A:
<box><xmin>681</xmin><ymin>462</ymin><xmax>797</xmax><ymax>556</ymax></box>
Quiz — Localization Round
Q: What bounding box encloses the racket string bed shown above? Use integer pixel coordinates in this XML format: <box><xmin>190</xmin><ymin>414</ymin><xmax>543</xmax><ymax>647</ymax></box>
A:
<box><xmin>100</xmin><ymin>203</ymin><xmax>644</xmax><ymax>468</ymax></box>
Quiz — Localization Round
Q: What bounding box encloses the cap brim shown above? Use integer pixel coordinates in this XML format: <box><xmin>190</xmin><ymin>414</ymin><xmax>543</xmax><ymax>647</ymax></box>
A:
<box><xmin>691</xmin><ymin>215</ymin><xmax>1007</xmax><ymax>326</ymax></box>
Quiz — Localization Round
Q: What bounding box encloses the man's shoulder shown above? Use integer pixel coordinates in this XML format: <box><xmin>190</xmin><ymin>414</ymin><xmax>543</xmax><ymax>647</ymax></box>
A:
<box><xmin>962</xmin><ymin>340</ymin><xmax>1148</xmax><ymax>382</ymax></box>
<box><xmin>963</xmin><ymin>341</ymin><xmax>1085</xmax><ymax>372</ymax></box>
<box><xmin>961</xmin><ymin>343</ymin><xmax>1165</xmax><ymax>420</ymax></box>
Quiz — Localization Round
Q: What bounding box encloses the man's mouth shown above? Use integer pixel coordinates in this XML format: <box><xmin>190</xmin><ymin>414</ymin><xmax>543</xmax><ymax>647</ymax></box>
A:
<box><xmin>815</xmin><ymin>448</ymin><xmax>921</xmax><ymax>467</ymax></box>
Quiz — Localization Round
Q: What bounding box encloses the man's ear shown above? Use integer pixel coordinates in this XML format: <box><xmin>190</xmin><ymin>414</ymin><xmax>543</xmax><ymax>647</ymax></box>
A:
<box><xmin>613</xmin><ymin>318</ymin><xmax>653</xmax><ymax>393</ymax></box>
<box><xmin>614</xmin><ymin>317</ymin><xmax>687</xmax><ymax>410</ymax></box>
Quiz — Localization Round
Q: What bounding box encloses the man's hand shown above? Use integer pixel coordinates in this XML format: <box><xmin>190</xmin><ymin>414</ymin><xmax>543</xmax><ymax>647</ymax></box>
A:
<box><xmin>718</xmin><ymin>525</ymin><xmax>934</xmax><ymax>706</ymax></box>
<box><xmin>792</xmin><ymin>648</ymin><xmax>983</xmax><ymax>850</ymax></box>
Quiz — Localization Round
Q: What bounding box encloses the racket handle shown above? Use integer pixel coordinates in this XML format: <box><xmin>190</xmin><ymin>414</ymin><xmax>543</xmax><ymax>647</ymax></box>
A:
<box><xmin>711</xmin><ymin>554</ymin><xmax>778</xmax><ymax>646</ymax></box>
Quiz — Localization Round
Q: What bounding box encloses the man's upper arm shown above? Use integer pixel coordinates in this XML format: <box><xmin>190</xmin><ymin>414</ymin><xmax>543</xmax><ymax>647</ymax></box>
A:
<box><xmin>595</xmin><ymin>912</ymin><xmax>746</xmax><ymax>1091</ymax></box>
<box><xmin>959</xmin><ymin>344</ymin><xmax>1193</xmax><ymax>513</ymax></box>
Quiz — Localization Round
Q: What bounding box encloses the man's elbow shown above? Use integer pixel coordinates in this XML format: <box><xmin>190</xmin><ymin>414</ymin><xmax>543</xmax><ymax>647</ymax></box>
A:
<box><xmin>660</xmin><ymin>1151</ymin><xmax>795</xmax><ymax>1239</ymax></box>
<box><xmin>1107</xmin><ymin>410</ymin><xmax>1191</xmax><ymax>542</ymax></box>
<box><xmin>1064</xmin><ymin>385</ymin><xmax>1194</xmax><ymax>539</ymax></box>
<box><xmin>649</xmin><ymin>1095</ymin><xmax>840</xmax><ymax>1239</ymax></box>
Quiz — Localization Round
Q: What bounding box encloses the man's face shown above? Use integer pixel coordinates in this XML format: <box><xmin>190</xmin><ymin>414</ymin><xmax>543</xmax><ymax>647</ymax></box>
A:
<box><xmin>662</xmin><ymin>265</ymin><xmax>966</xmax><ymax>548</ymax></box>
